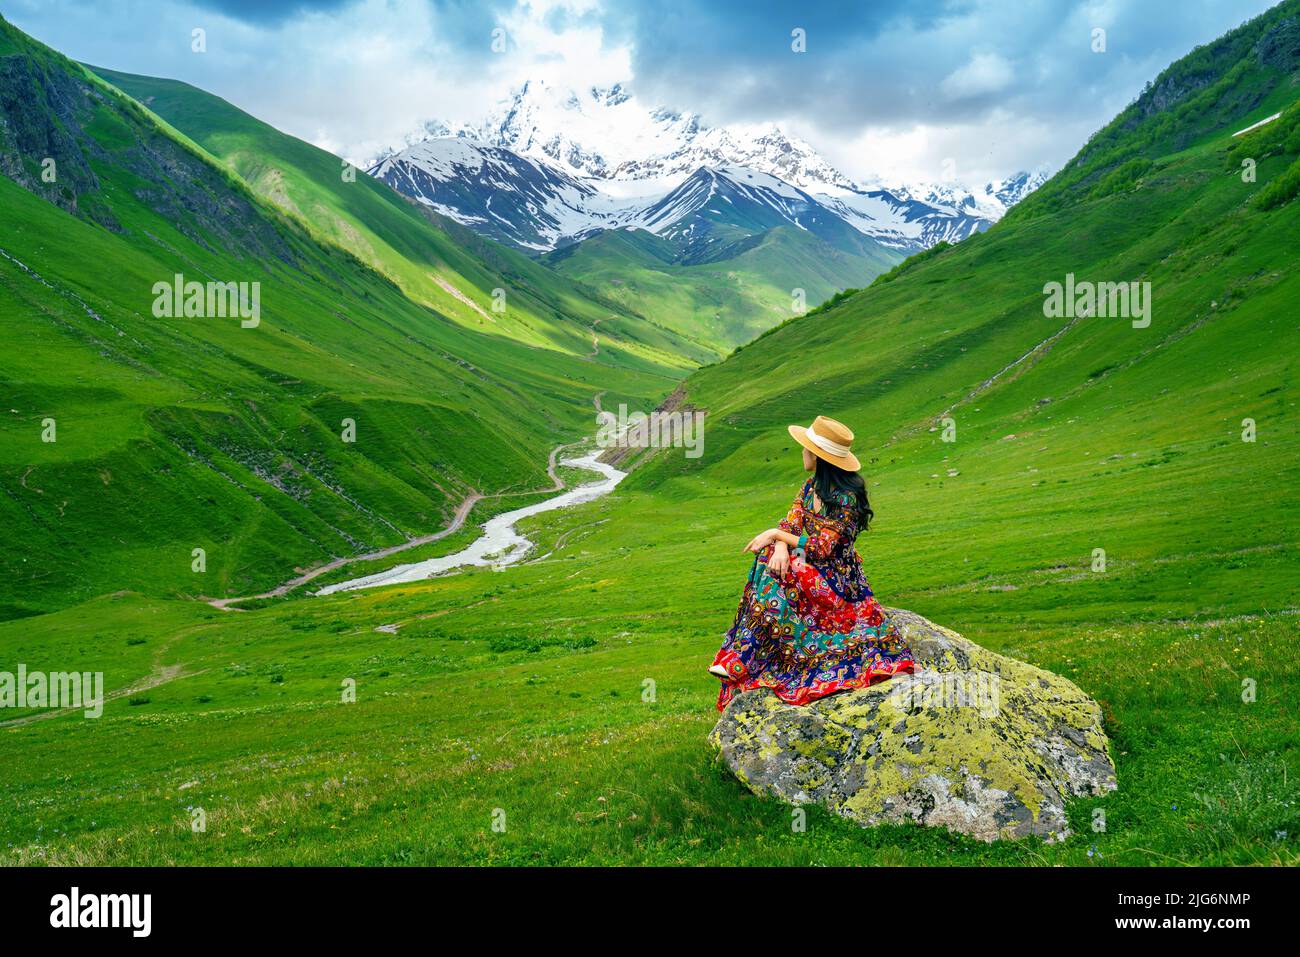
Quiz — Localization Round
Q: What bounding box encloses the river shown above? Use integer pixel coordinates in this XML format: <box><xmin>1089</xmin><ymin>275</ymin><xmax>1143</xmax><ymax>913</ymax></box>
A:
<box><xmin>314</xmin><ymin>452</ymin><xmax>626</xmax><ymax>595</ymax></box>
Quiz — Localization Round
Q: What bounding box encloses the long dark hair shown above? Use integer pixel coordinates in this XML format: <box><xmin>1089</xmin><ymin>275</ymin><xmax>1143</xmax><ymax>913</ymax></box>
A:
<box><xmin>813</xmin><ymin>456</ymin><xmax>873</xmax><ymax>530</ymax></box>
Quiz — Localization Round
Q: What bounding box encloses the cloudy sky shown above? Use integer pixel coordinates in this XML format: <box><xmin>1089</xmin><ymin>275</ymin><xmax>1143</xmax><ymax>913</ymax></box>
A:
<box><xmin>3</xmin><ymin>0</ymin><xmax>1280</xmax><ymax>187</ymax></box>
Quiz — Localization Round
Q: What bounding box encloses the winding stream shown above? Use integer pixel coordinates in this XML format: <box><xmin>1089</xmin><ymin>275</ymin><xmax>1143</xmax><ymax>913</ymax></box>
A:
<box><xmin>314</xmin><ymin>452</ymin><xmax>625</xmax><ymax>595</ymax></box>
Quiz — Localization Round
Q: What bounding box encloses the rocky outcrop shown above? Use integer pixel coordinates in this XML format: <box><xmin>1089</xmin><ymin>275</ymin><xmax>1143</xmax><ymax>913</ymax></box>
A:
<box><xmin>709</xmin><ymin>609</ymin><xmax>1116</xmax><ymax>842</ymax></box>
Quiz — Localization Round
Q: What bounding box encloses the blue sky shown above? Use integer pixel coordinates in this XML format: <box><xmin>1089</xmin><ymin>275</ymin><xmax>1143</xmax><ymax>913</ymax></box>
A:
<box><xmin>2</xmin><ymin>0</ymin><xmax>1281</xmax><ymax>186</ymax></box>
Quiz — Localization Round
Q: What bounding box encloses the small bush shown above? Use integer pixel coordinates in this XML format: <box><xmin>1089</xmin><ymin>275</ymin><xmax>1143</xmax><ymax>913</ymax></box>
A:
<box><xmin>1253</xmin><ymin>156</ymin><xmax>1300</xmax><ymax>210</ymax></box>
<box><xmin>1090</xmin><ymin>157</ymin><xmax>1155</xmax><ymax>199</ymax></box>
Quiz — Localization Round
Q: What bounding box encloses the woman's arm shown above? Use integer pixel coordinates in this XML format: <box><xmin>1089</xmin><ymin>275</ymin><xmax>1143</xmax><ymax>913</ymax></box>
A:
<box><xmin>748</xmin><ymin>508</ymin><xmax>853</xmax><ymax>559</ymax></box>
<box><xmin>744</xmin><ymin>483</ymin><xmax>810</xmax><ymax>555</ymax></box>
<box><xmin>742</xmin><ymin>527</ymin><xmax>800</xmax><ymax>553</ymax></box>
<box><xmin>742</xmin><ymin>529</ymin><xmax>801</xmax><ymax>579</ymax></box>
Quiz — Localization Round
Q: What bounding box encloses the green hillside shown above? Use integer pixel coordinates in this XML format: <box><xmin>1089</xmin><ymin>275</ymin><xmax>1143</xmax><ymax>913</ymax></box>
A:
<box><xmin>0</xmin><ymin>17</ymin><xmax>686</xmax><ymax>617</ymax></box>
<box><xmin>1</xmin><ymin>4</ymin><xmax>1297</xmax><ymax>867</ymax></box>
<box><xmin>547</xmin><ymin>223</ymin><xmax>902</xmax><ymax>355</ymax></box>
<box><xmin>89</xmin><ymin>66</ymin><xmax>713</xmax><ymax>370</ymax></box>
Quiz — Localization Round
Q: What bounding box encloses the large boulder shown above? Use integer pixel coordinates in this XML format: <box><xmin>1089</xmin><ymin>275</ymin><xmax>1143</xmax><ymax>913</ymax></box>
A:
<box><xmin>709</xmin><ymin>609</ymin><xmax>1117</xmax><ymax>842</ymax></box>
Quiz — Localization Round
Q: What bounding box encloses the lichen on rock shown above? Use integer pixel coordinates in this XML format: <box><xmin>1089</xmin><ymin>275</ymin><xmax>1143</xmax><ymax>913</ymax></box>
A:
<box><xmin>708</xmin><ymin>608</ymin><xmax>1117</xmax><ymax>842</ymax></box>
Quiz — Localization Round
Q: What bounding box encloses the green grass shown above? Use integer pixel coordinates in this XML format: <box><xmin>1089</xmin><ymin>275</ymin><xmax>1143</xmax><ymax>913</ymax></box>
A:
<box><xmin>0</xmin><ymin>546</ymin><xmax>1294</xmax><ymax>865</ymax></box>
<box><xmin>2</xmin><ymin>3</ymin><xmax>1299</xmax><ymax>866</ymax></box>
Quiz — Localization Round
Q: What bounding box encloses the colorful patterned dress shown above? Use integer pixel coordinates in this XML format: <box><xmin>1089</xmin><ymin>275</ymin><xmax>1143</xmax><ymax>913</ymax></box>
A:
<box><xmin>711</xmin><ymin>478</ymin><xmax>914</xmax><ymax>711</ymax></box>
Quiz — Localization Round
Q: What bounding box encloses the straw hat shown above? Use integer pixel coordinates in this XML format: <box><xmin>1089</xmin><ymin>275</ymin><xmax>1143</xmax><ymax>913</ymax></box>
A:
<box><xmin>787</xmin><ymin>416</ymin><xmax>860</xmax><ymax>472</ymax></box>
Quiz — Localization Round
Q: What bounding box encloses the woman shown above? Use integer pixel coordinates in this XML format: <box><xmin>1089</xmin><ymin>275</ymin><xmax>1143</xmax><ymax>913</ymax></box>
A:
<box><xmin>709</xmin><ymin>416</ymin><xmax>914</xmax><ymax>710</ymax></box>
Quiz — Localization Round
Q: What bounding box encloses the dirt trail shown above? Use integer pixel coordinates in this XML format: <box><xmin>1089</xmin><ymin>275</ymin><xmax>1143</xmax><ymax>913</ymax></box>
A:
<box><xmin>0</xmin><ymin>625</ymin><xmax>203</xmax><ymax>729</ymax></box>
<box><xmin>0</xmin><ymin>664</ymin><xmax>199</xmax><ymax>729</ymax></box>
<box><xmin>584</xmin><ymin>317</ymin><xmax>614</xmax><ymax>359</ymax></box>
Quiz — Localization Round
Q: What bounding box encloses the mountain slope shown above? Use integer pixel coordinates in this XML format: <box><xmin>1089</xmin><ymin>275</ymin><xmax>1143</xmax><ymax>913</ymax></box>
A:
<box><xmin>545</xmin><ymin>223</ymin><xmax>899</xmax><ymax>351</ymax></box>
<box><xmin>0</xmin><ymin>17</ymin><xmax>684</xmax><ymax>617</ymax></box>
<box><xmin>817</xmin><ymin>184</ymin><xmax>1008</xmax><ymax>249</ymax></box>
<box><xmin>366</xmin><ymin>136</ymin><xmax>611</xmax><ymax>252</ymax></box>
<box><xmin>90</xmin><ymin>66</ymin><xmax>710</xmax><ymax>371</ymax></box>
<box><xmin>627</xmin><ymin>166</ymin><xmax>895</xmax><ymax>263</ymax></box>
<box><xmin>629</xmin><ymin>0</ymin><xmax>1300</xmax><ymax>620</ymax></box>
<box><xmin>537</xmin><ymin>165</ymin><xmax>904</xmax><ymax>352</ymax></box>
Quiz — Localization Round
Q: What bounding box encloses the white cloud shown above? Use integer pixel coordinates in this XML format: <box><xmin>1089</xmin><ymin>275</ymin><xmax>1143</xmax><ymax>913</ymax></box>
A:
<box><xmin>940</xmin><ymin>52</ymin><xmax>1014</xmax><ymax>101</ymax></box>
<box><xmin>816</xmin><ymin>109</ymin><xmax>1094</xmax><ymax>189</ymax></box>
<box><xmin>491</xmin><ymin>0</ymin><xmax>632</xmax><ymax>100</ymax></box>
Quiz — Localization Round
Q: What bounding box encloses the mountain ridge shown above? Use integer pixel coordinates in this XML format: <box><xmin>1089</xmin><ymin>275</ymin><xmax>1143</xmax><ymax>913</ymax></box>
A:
<box><xmin>370</xmin><ymin>77</ymin><xmax>1047</xmax><ymax>255</ymax></box>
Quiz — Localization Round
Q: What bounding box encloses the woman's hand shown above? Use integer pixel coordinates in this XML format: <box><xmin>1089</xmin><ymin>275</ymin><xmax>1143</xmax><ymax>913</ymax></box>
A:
<box><xmin>768</xmin><ymin>541</ymin><xmax>790</xmax><ymax>578</ymax></box>
<box><xmin>743</xmin><ymin>528</ymin><xmax>777</xmax><ymax>554</ymax></box>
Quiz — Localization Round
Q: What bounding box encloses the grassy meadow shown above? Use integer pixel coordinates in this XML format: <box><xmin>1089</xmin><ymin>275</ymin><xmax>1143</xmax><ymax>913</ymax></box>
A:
<box><xmin>1</xmin><ymin>477</ymin><xmax>1294</xmax><ymax>865</ymax></box>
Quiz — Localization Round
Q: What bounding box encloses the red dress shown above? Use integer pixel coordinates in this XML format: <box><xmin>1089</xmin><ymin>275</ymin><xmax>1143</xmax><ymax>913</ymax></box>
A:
<box><xmin>710</xmin><ymin>479</ymin><xmax>914</xmax><ymax>710</ymax></box>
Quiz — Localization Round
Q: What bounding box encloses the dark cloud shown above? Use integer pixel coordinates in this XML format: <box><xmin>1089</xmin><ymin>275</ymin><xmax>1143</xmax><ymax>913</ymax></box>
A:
<box><xmin>191</xmin><ymin>0</ymin><xmax>513</xmax><ymax>44</ymax></box>
<box><xmin>609</xmin><ymin>0</ymin><xmax>1278</xmax><ymax>128</ymax></box>
<box><xmin>191</xmin><ymin>0</ymin><xmax>357</xmax><ymax>24</ymax></box>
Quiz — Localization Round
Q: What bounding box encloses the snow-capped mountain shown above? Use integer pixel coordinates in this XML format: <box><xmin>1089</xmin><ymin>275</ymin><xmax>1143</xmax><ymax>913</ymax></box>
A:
<box><xmin>456</xmin><ymin>79</ymin><xmax>858</xmax><ymax>193</ymax></box>
<box><xmin>369</xmin><ymin>79</ymin><xmax>1046</xmax><ymax>255</ymax></box>
<box><xmin>982</xmin><ymin>170</ymin><xmax>1051</xmax><ymax>213</ymax></box>
<box><xmin>813</xmin><ymin>186</ymin><xmax>991</xmax><ymax>250</ymax></box>
<box><xmin>625</xmin><ymin>166</ymin><xmax>887</xmax><ymax>262</ymax></box>
<box><xmin>370</xmin><ymin>137</ymin><xmax>626</xmax><ymax>250</ymax></box>
<box><xmin>886</xmin><ymin>169</ymin><xmax>1051</xmax><ymax>222</ymax></box>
